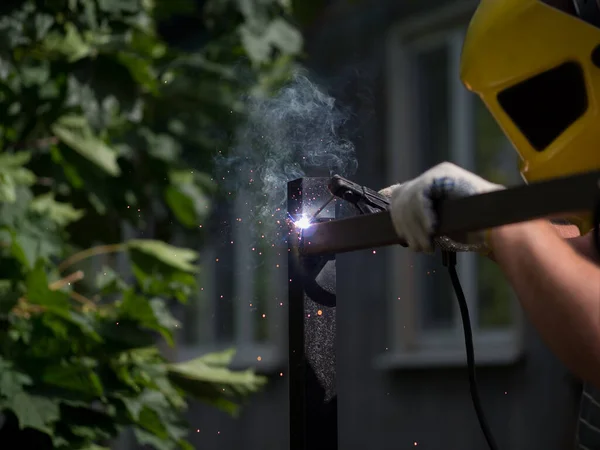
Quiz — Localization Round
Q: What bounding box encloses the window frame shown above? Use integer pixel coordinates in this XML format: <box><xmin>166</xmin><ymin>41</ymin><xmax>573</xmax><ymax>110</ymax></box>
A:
<box><xmin>378</xmin><ymin>4</ymin><xmax>525</xmax><ymax>369</ymax></box>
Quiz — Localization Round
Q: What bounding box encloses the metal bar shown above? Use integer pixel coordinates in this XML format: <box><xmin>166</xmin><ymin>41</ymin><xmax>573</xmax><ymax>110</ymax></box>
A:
<box><xmin>300</xmin><ymin>170</ymin><xmax>600</xmax><ymax>256</ymax></box>
<box><xmin>288</xmin><ymin>178</ymin><xmax>338</xmax><ymax>450</ymax></box>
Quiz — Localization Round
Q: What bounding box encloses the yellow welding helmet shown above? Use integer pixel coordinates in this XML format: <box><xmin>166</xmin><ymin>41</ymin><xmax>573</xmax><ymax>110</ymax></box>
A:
<box><xmin>460</xmin><ymin>0</ymin><xmax>600</xmax><ymax>232</ymax></box>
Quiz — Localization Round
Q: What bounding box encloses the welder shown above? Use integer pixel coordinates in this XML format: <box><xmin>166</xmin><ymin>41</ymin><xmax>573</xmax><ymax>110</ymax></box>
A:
<box><xmin>379</xmin><ymin>0</ymin><xmax>600</xmax><ymax>447</ymax></box>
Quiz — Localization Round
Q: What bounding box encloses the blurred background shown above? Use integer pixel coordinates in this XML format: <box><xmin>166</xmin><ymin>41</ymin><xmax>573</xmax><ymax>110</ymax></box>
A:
<box><xmin>0</xmin><ymin>0</ymin><xmax>584</xmax><ymax>449</ymax></box>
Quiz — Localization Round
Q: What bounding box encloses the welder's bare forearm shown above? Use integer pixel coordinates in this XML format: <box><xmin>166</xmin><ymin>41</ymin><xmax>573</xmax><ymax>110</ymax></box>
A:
<box><xmin>490</xmin><ymin>221</ymin><xmax>600</xmax><ymax>388</ymax></box>
<box><xmin>486</xmin><ymin>222</ymin><xmax>583</xmax><ymax>263</ymax></box>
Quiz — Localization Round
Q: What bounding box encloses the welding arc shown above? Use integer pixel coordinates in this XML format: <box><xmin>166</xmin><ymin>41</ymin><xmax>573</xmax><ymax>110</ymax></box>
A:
<box><xmin>443</xmin><ymin>251</ymin><xmax>499</xmax><ymax>450</ymax></box>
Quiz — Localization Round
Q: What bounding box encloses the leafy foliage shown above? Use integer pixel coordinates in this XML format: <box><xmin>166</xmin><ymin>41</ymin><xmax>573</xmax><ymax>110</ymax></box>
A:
<box><xmin>0</xmin><ymin>0</ymin><xmax>300</xmax><ymax>448</ymax></box>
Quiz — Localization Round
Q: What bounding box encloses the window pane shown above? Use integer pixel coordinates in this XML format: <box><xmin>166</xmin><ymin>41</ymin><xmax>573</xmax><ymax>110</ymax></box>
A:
<box><xmin>414</xmin><ymin>44</ymin><xmax>455</xmax><ymax>330</ymax></box>
<box><xmin>473</xmin><ymin>96</ymin><xmax>520</xmax><ymax>328</ymax></box>
<box><xmin>415</xmin><ymin>45</ymin><xmax>450</xmax><ymax>169</ymax></box>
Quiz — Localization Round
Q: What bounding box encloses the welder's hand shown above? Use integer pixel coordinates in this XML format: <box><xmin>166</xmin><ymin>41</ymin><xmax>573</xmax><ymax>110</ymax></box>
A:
<box><xmin>379</xmin><ymin>162</ymin><xmax>505</xmax><ymax>254</ymax></box>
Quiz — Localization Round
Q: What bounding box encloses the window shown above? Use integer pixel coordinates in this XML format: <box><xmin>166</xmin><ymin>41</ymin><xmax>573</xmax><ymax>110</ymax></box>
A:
<box><xmin>175</xmin><ymin>191</ymin><xmax>287</xmax><ymax>372</ymax></box>
<box><xmin>380</xmin><ymin>14</ymin><xmax>524</xmax><ymax>368</ymax></box>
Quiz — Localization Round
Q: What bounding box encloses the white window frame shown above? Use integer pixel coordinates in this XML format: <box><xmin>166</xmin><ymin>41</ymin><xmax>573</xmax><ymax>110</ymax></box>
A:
<box><xmin>175</xmin><ymin>191</ymin><xmax>287</xmax><ymax>372</ymax></box>
<box><xmin>378</xmin><ymin>2</ymin><xmax>525</xmax><ymax>368</ymax></box>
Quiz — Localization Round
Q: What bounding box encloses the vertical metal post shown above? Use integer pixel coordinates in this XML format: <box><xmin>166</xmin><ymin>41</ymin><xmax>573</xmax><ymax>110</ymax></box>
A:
<box><xmin>288</xmin><ymin>178</ymin><xmax>338</xmax><ymax>450</ymax></box>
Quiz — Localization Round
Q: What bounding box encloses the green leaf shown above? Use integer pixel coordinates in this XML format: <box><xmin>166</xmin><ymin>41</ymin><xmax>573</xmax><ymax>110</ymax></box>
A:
<box><xmin>119</xmin><ymin>390</ymin><xmax>161</xmax><ymax>421</ymax></box>
<box><xmin>191</xmin><ymin>348</ymin><xmax>236</xmax><ymax>366</ymax></box>
<box><xmin>95</xmin><ymin>265</ymin><xmax>128</xmax><ymax>294</ymax></box>
<box><xmin>0</xmin><ymin>151</ymin><xmax>32</xmax><ymax>168</ymax></box>
<box><xmin>117</xmin><ymin>52</ymin><xmax>158</xmax><ymax>94</ymax></box>
<box><xmin>30</xmin><ymin>192</ymin><xmax>85</xmax><ymax>226</ymax></box>
<box><xmin>119</xmin><ymin>290</ymin><xmax>179</xmax><ymax>345</ymax></box>
<box><xmin>164</xmin><ymin>185</ymin><xmax>204</xmax><ymax>228</ymax></box>
<box><xmin>178</xmin><ymin>440</ymin><xmax>195</xmax><ymax>450</ymax></box>
<box><xmin>4</xmin><ymin>392</ymin><xmax>60</xmax><ymax>435</ymax></box>
<box><xmin>42</xmin><ymin>22</ymin><xmax>92</xmax><ymax>62</ymax></box>
<box><xmin>25</xmin><ymin>262</ymin><xmax>70</xmax><ymax>309</ymax></box>
<box><xmin>168</xmin><ymin>349</ymin><xmax>267</xmax><ymax>416</ymax></box>
<box><xmin>126</xmin><ymin>240</ymin><xmax>198</xmax><ymax>273</ymax></box>
<box><xmin>169</xmin><ymin>350</ymin><xmax>266</xmax><ymax>390</ymax></box>
<box><xmin>0</xmin><ymin>152</ymin><xmax>36</xmax><ymax>203</ymax></box>
<box><xmin>133</xmin><ymin>427</ymin><xmax>175</xmax><ymax>450</ymax></box>
<box><xmin>10</xmin><ymin>218</ymin><xmax>64</xmax><ymax>269</ymax></box>
<box><xmin>54</xmin><ymin>404</ymin><xmax>118</xmax><ymax>444</ymax></box>
<box><xmin>51</xmin><ymin>115</ymin><xmax>121</xmax><ymax>177</ymax></box>
<box><xmin>140</xmin><ymin>130</ymin><xmax>182</xmax><ymax>163</ymax></box>
<box><xmin>42</xmin><ymin>363</ymin><xmax>104</xmax><ymax>397</ymax></box>
<box><xmin>0</xmin><ymin>186</ymin><xmax>32</xmax><ymax>228</ymax></box>
<box><xmin>240</xmin><ymin>18</ymin><xmax>302</xmax><ymax>65</ymax></box>
<box><xmin>0</xmin><ymin>357</ymin><xmax>33</xmax><ymax>399</ymax></box>
<box><xmin>20</xmin><ymin>62</ymin><xmax>51</xmax><ymax>87</ymax></box>
<box><xmin>164</xmin><ymin>170</ymin><xmax>211</xmax><ymax>228</ymax></box>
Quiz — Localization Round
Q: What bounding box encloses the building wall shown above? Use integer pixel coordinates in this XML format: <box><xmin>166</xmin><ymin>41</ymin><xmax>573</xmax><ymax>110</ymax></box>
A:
<box><xmin>181</xmin><ymin>1</ymin><xmax>583</xmax><ymax>449</ymax></box>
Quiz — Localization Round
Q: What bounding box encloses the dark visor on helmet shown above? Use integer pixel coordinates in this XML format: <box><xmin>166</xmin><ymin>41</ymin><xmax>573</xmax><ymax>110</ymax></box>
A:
<box><xmin>496</xmin><ymin>62</ymin><xmax>588</xmax><ymax>152</ymax></box>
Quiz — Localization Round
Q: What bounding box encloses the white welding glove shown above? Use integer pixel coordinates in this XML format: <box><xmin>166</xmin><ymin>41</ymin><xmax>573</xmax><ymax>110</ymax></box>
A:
<box><xmin>379</xmin><ymin>162</ymin><xmax>505</xmax><ymax>254</ymax></box>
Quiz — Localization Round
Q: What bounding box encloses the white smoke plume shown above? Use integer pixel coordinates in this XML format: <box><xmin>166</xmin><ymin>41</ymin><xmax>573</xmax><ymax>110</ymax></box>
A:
<box><xmin>215</xmin><ymin>69</ymin><xmax>358</xmax><ymax>240</ymax></box>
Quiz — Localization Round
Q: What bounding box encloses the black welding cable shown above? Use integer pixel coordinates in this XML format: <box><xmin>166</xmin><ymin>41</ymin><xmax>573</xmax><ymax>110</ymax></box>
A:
<box><xmin>442</xmin><ymin>251</ymin><xmax>500</xmax><ymax>450</ymax></box>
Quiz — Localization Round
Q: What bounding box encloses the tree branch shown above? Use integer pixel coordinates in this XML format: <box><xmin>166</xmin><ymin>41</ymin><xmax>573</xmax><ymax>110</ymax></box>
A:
<box><xmin>58</xmin><ymin>243</ymin><xmax>126</xmax><ymax>272</ymax></box>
